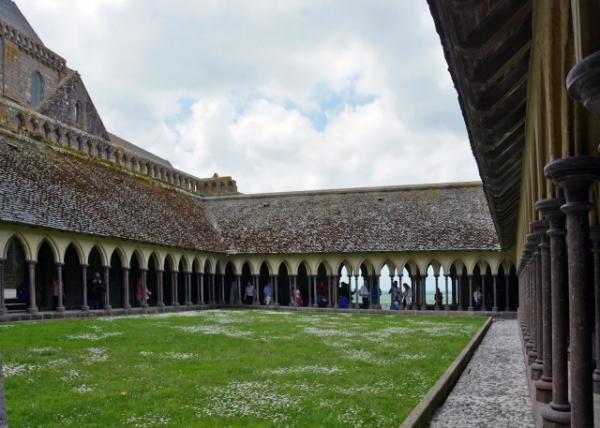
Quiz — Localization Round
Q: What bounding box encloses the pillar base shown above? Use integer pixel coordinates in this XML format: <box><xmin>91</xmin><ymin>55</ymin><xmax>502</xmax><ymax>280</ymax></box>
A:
<box><xmin>123</xmin><ymin>304</ymin><xmax>132</xmax><ymax>310</ymax></box>
<box><xmin>55</xmin><ymin>306</ymin><xmax>65</xmax><ymax>313</ymax></box>
<box><xmin>27</xmin><ymin>307</ymin><xmax>38</xmax><ymax>315</ymax></box>
<box><xmin>444</xmin><ymin>305</ymin><xmax>450</xmax><ymax>310</ymax></box>
<box><xmin>534</xmin><ymin>377</ymin><xmax>553</xmax><ymax>403</ymax></box>
<box><xmin>531</xmin><ymin>360</ymin><xmax>543</xmax><ymax>380</ymax></box>
<box><xmin>527</xmin><ymin>350</ymin><xmax>537</xmax><ymax>365</ymax></box>
<box><xmin>157</xmin><ymin>302</ymin><xmax>165</xmax><ymax>308</ymax></box>
<box><xmin>492</xmin><ymin>306</ymin><xmax>498</xmax><ymax>312</ymax></box>
<box><xmin>468</xmin><ymin>306</ymin><xmax>474</xmax><ymax>311</ymax></box>
<box><xmin>593</xmin><ymin>369</ymin><xmax>600</xmax><ymax>394</ymax></box>
<box><xmin>457</xmin><ymin>306</ymin><xmax>463</xmax><ymax>311</ymax></box>
<box><xmin>541</xmin><ymin>402</ymin><xmax>571</xmax><ymax>427</ymax></box>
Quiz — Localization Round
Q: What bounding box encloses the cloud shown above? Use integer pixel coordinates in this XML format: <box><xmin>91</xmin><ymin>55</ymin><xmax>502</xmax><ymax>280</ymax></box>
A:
<box><xmin>17</xmin><ymin>0</ymin><xmax>479</xmax><ymax>193</ymax></box>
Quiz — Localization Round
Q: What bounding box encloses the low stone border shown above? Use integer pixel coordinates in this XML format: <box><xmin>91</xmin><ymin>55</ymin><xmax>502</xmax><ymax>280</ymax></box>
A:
<box><xmin>0</xmin><ymin>304</ymin><xmax>514</xmax><ymax>324</ymax></box>
<box><xmin>399</xmin><ymin>317</ymin><xmax>494</xmax><ymax>428</ymax></box>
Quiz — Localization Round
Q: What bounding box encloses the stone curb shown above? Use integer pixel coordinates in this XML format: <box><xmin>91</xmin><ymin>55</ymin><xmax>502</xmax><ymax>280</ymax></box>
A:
<box><xmin>399</xmin><ymin>317</ymin><xmax>493</xmax><ymax>428</ymax></box>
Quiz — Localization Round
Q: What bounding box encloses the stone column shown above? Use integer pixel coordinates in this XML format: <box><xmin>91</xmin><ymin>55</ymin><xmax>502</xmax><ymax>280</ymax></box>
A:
<box><xmin>491</xmin><ymin>274</ymin><xmax>498</xmax><ymax>312</ymax></box>
<box><xmin>467</xmin><ymin>274</ymin><xmax>474</xmax><ymax>311</ymax></box>
<box><xmin>291</xmin><ymin>275</ymin><xmax>297</xmax><ymax>305</ymax></box>
<box><xmin>312</xmin><ymin>275</ymin><xmax>317</xmax><ymax>307</ymax></box>
<box><xmin>533</xmin><ymin>215</ymin><xmax>552</xmax><ymax>402</ymax></box>
<box><xmin>221</xmin><ymin>274</ymin><xmax>225</xmax><ymax>304</ymax></box>
<box><xmin>157</xmin><ymin>270</ymin><xmax>165</xmax><ymax>307</ymax></box>
<box><xmin>199</xmin><ymin>273</ymin><xmax>205</xmax><ymax>305</ymax></box>
<box><xmin>591</xmin><ymin>225</ymin><xmax>600</xmax><ymax>394</ymax></box>
<box><xmin>236</xmin><ymin>274</ymin><xmax>241</xmax><ymax>304</ymax></box>
<box><xmin>184</xmin><ymin>272</ymin><xmax>191</xmax><ymax>306</ymax></box>
<box><xmin>545</xmin><ymin>156</ymin><xmax>600</xmax><ymax>426</ymax></box>
<box><xmin>81</xmin><ymin>264</ymin><xmax>89</xmax><ymax>311</ymax></box>
<box><xmin>539</xmin><ymin>198</ymin><xmax>571</xmax><ymax>426</ymax></box>
<box><xmin>505</xmin><ymin>272</ymin><xmax>510</xmax><ymax>310</ymax></box>
<box><xmin>55</xmin><ymin>263</ymin><xmax>65</xmax><ymax>312</ymax></box>
<box><xmin>327</xmin><ymin>276</ymin><xmax>333</xmax><ymax>308</ymax></box>
<box><xmin>333</xmin><ymin>275</ymin><xmax>338</xmax><ymax>308</ymax></box>
<box><xmin>434</xmin><ymin>274</ymin><xmax>440</xmax><ymax>310</ymax></box>
<box><xmin>444</xmin><ymin>274</ymin><xmax>450</xmax><ymax>310</ymax></box>
<box><xmin>141</xmin><ymin>269</ymin><xmax>148</xmax><ymax>308</ymax></box>
<box><xmin>530</xmin><ymin>225</ymin><xmax>544</xmax><ymax>381</ymax></box>
<box><xmin>254</xmin><ymin>274</ymin><xmax>260</xmax><ymax>305</ymax></box>
<box><xmin>171</xmin><ymin>271</ymin><xmax>178</xmax><ymax>306</ymax></box>
<box><xmin>481</xmin><ymin>272</ymin><xmax>486</xmax><ymax>311</ymax></box>
<box><xmin>122</xmin><ymin>268</ymin><xmax>131</xmax><ymax>310</ymax></box>
<box><xmin>273</xmin><ymin>275</ymin><xmax>279</xmax><ymax>306</ymax></box>
<box><xmin>456</xmin><ymin>275</ymin><xmax>462</xmax><ymax>310</ymax></box>
<box><xmin>27</xmin><ymin>261</ymin><xmax>38</xmax><ymax>314</ymax></box>
<box><xmin>354</xmin><ymin>274</ymin><xmax>359</xmax><ymax>309</ymax></box>
<box><xmin>103</xmin><ymin>265</ymin><xmax>111</xmax><ymax>310</ymax></box>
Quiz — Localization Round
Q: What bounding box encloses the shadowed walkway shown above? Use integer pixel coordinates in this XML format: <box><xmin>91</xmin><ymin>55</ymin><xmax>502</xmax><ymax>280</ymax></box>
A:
<box><xmin>430</xmin><ymin>319</ymin><xmax>534</xmax><ymax>427</ymax></box>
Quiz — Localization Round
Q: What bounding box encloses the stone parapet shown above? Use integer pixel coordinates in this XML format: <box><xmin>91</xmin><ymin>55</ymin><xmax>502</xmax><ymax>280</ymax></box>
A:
<box><xmin>0</xmin><ymin>18</ymin><xmax>66</xmax><ymax>72</ymax></box>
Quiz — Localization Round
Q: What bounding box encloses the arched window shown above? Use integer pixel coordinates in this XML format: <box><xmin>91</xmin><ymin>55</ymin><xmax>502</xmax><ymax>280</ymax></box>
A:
<box><xmin>74</xmin><ymin>101</ymin><xmax>82</xmax><ymax>125</ymax></box>
<box><xmin>31</xmin><ymin>71</ymin><xmax>44</xmax><ymax>107</ymax></box>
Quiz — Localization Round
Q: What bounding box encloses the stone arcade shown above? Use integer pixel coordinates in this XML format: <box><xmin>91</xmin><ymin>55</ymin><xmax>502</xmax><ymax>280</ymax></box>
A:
<box><xmin>1</xmin><ymin>0</ymin><xmax>600</xmax><ymax>426</ymax></box>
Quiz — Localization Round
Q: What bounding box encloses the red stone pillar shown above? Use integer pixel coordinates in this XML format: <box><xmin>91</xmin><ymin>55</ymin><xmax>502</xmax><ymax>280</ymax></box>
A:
<box><xmin>545</xmin><ymin>156</ymin><xmax>600</xmax><ymax>426</ymax></box>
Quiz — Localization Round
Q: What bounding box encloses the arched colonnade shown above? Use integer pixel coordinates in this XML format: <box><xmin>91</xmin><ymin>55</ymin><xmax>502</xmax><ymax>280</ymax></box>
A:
<box><xmin>0</xmin><ymin>226</ymin><xmax>517</xmax><ymax>315</ymax></box>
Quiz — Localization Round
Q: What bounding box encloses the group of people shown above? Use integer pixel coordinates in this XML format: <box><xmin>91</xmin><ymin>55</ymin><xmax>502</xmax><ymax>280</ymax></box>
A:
<box><xmin>388</xmin><ymin>281</ymin><xmax>413</xmax><ymax>310</ymax></box>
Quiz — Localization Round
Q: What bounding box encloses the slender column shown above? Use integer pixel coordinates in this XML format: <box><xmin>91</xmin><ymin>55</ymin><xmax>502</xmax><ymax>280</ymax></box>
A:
<box><xmin>505</xmin><ymin>272</ymin><xmax>510</xmax><ymax>310</ymax></box>
<box><xmin>141</xmin><ymin>269</ymin><xmax>148</xmax><ymax>308</ymax></box>
<box><xmin>81</xmin><ymin>264</ymin><xmax>89</xmax><ymax>311</ymax></box>
<box><xmin>327</xmin><ymin>276</ymin><xmax>333</xmax><ymax>307</ymax></box>
<box><xmin>545</xmin><ymin>156</ymin><xmax>600</xmax><ymax>426</ymax></box>
<box><xmin>122</xmin><ymin>268</ymin><xmax>131</xmax><ymax>309</ymax></box>
<box><xmin>312</xmin><ymin>275</ymin><xmax>317</xmax><ymax>307</ymax></box>
<box><xmin>185</xmin><ymin>272</ymin><xmax>192</xmax><ymax>306</ymax></box>
<box><xmin>157</xmin><ymin>270</ymin><xmax>165</xmax><ymax>307</ymax></box>
<box><xmin>333</xmin><ymin>276</ymin><xmax>339</xmax><ymax>308</ymax></box>
<box><xmin>200</xmin><ymin>273</ymin><xmax>205</xmax><ymax>305</ymax></box>
<box><xmin>434</xmin><ymin>274</ymin><xmax>440</xmax><ymax>310</ymax></box>
<box><xmin>288</xmin><ymin>275</ymin><xmax>293</xmax><ymax>306</ymax></box>
<box><xmin>254</xmin><ymin>274</ymin><xmax>260</xmax><ymax>305</ymax></box>
<box><xmin>210</xmin><ymin>274</ymin><xmax>215</xmax><ymax>304</ymax></box>
<box><xmin>195</xmin><ymin>272</ymin><xmax>200</xmax><ymax>305</ymax></box>
<box><xmin>0</xmin><ymin>259</ymin><xmax>6</xmax><ymax>316</ymax></box>
<box><xmin>292</xmin><ymin>275</ymin><xmax>298</xmax><ymax>305</ymax></box>
<box><xmin>530</xmin><ymin>225</ymin><xmax>544</xmax><ymax>381</ymax></box>
<box><xmin>533</xmin><ymin>215</ymin><xmax>552</xmax><ymax>402</ymax></box>
<box><xmin>103</xmin><ymin>265</ymin><xmax>111</xmax><ymax>310</ymax></box>
<box><xmin>481</xmin><ymin>272</ymin><xmax>486</xmax><ymax>311</ymax></box>
<box><xmin>171</xmin><ymin>271</ymin><xmax>178</xmax><ymax>306</ymax></box>
<box><xmin>221</xmin><ymin>274</ymin><xmax>225</xmax><ymax>304</ymax></box>
<box><xmin>539</xmin><ymin>198</ymin><xmax>571</xmax><ymax>426</ymax></box>
<box><xmin>273</xmin><ymin>275</ymin><xmax>279</xmax><ymax>306</ymax></box>
<box><xmin>27</xmin><ymin>261</ymin><xmax>37</xmax><ymax>314</ymax></box>
<box><xmin>354</xmin><ymin>274</ymin><xmax>359</xmax><ymax>309</ymax></box>
<box><xmin>55</xmin><ymin>263</ymin><xmax>65</xmax><ymax>312</ymax></box>
<box><xmin>456</xmin><ymin>275</ymin><xmax>462</xmax><ymax>310</ymax></box>
<box><xmin>492</xmin><ymin>274</ymin><xmax>498</xmax><ymax>312</ymax></box>
<box><xmin>591</xmin><ymin>226</ymin><xmax>600</xmax><ymax>394</ymax></box>
<box><xmin>444</xmin><ymin>274</ymin><xmax>449</xmax><ymax>310</ymax></box>
<box><xmin>467</xmin><ymin>274</ymin><xmax>474</xmax><ymax>311</ymax></box>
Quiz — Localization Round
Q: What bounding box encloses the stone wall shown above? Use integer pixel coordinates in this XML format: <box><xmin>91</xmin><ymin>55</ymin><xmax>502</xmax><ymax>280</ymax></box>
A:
<box><xmin>1</xmin><ymin>38</ymin><xmax>62</xmax><ymax>107</ymax></box>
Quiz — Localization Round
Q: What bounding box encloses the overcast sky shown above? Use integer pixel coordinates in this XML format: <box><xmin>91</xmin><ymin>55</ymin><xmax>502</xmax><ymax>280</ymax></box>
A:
<box><xmin>19</xmin><ymin>0</ymin><xmax>480</xmax><ymax>194</ymax></box>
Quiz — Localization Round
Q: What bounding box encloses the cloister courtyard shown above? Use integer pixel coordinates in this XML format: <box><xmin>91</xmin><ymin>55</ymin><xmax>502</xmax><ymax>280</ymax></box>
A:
<box><xmin>0</xmin><ymin>311</ymin><xmax>484</xmax><ymax>427</ymax></box>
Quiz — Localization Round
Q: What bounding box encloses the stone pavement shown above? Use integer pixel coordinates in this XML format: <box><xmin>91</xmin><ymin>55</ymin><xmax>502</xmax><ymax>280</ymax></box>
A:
<box><xmin>430</xmin><ymin>319</ymin><xmax>534</xmax><ymax>427</ymax></box>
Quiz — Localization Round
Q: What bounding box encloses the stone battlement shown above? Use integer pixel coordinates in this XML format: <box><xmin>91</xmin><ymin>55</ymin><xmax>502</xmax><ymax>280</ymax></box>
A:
<box><xmin>0</xmin><ymin>18</ymin><xmax>66</xmax><ymax>72</ymax></box>
<box><xmin>0</xmin><ymin>97</ymin><xmax>238</xmax><ymax>196</ymax></box>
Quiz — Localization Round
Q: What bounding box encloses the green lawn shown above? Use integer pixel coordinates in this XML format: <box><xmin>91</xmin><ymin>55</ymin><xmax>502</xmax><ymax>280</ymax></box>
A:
<box><xmin>0</xmin><ymin>310</ymin><xmax>485</xmax><ymax>428</ymax></box>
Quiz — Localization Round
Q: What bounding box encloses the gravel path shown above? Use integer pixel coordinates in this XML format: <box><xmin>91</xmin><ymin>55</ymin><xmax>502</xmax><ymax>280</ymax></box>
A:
<box><xmin>430</xmin><ymin>319</ymin><xmax>534</xmax><ymax>428</ymax></box>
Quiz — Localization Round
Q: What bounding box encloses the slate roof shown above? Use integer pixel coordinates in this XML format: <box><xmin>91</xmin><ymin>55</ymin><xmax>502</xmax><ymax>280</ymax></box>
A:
<box><xmin>0</xmin><ymin>0</ymin><xmax>42</xmax><ymax>43</ymax></box>
<box><xmin>203</xmin><ymin>184</ymin><xmax>500</xmax><ymax>254</ymax></box>
<box><xmin>0</xmin><ymin>136</ymin><xmax>501</xmax><ymax>255</ymax></box>
<box><xmin>0</xmin><ymin>136</ymin><xmax>226</xmax><ymax>252</ymax></box>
